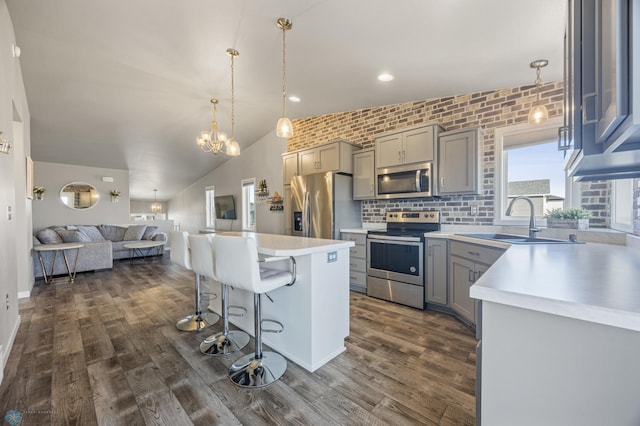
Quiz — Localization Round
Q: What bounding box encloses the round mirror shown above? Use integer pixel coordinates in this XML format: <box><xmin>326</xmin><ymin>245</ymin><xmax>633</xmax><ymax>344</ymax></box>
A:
<box><xmin>59</xmin><ymin>182</ymin><xmax>99</xmax><ymax>210</ymax></box>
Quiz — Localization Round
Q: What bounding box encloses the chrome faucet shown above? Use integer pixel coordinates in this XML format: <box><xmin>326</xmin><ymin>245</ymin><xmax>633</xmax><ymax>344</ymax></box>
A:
<box><xmin>505</xmin><ymin>196</ymin><xmax>540</xmax><ymax>238</ymax></box>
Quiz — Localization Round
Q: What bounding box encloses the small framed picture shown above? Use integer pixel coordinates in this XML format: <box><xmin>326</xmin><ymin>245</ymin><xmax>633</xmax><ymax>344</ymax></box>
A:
<box><xmin>26</xmin><ymin>156</ymin><xmax>34</xmax><ymax>199</ymax></box>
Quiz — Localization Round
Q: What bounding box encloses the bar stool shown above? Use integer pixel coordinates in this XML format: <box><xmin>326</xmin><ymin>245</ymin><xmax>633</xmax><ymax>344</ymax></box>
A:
<box><xmin>212</xmin><ymin>234</ymin><xmax>296</xmax><ymax>388</ymax></box>
<box><xmin>188</xmin><ymin>234</ymin><xmax>250</xmax><ymax>356</ymax></box>
<box><xmin>170</xmin><ymin>231</ymin><xmax>219</xmax><ymax>332</ymax></box>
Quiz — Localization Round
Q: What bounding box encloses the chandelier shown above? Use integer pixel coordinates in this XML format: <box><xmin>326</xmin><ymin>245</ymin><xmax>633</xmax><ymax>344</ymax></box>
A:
<box><xmin>197</xmin><ymin>98</ymin><xmax>230</xmax><ymax>154</ymax></box>
<box><xmin>276</xmin><ymin>18</ymin><xmax>294</xmax><ymax>138</ymax></box>
<box><xmin>528</xmin><ymin>59</ymin><xmax>549</xmax><ymax>125</ymax></box>
<box><xmin>151</xmin><ymin>189</ymin><xmax>162</xmax><ymax>214</ymax></box>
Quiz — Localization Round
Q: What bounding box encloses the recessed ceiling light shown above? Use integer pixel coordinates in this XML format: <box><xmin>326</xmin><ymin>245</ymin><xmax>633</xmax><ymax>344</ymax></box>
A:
<box><xmin>377</xmin><ymin>73</ymin><xmax>394</xmax><ymax>82</ymax></box>
<box><xmin>288</xmin><ymin>95</ymin><xmax>301</xmax><ymax>102</ymax></box>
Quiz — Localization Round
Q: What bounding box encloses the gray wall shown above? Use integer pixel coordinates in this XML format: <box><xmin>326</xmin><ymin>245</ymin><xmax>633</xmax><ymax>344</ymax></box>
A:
<box><xmin>168</xmin><ymin>130</ymin><xmax>287</xmax><ymax>235</ymax></box>
<box><xmin>32</xmin><ymin>161</ymin><xmax>130</xmax><ymax>230</ymax></box>
<box><xmin>0</xmin><ymin>0</ymin><xmax>31</xmax><ymax>375</ymax></box>
<box><xmin>130</xmin><ymin>199</ymin><xmax>167</xmax><ymax>215</ymax></box>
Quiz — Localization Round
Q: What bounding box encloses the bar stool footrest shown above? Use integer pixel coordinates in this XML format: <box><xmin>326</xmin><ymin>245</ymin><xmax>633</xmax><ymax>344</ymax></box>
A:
<box><xmin>261</xmin><ymin>319</ymin><xmax>284</xmax><ymax>334</ymax></box>
<box><xmin>228</xmin><ymin>305</ymin><xmax>247</xmax><ymax>317</ymax></box>
<box><xmin>200</xmin><ymin>329</ymin><xmax>250</xmax><ymax>356</ymax></box>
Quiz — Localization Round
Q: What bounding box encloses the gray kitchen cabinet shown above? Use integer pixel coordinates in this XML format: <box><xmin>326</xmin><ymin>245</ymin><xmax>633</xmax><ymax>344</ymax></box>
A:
<box><xmin>375</xmin><ymin>123</ymin><xmax>443</xmax><ymax>169</ymax></box>
<box><xmin>425</xmin><ymin>238</ymin><xmax>448</xmax><ymax>306</ymax></box>
<box><xmin>282</xmin><ymin>152</ymin><xmax>298</xmax><ymax>186</ymax></box>
<box><xmin>438</xmin><ymin>127</ymin><xmax>483</xmax><ymax>195</ymax></box>
<box><xmin>352</xmin><ymin>149</ymin><xmax>375</xmax><ymax>200</ymax></box>
<box><xmin>449</xmin><ymin>240</ymin><xmax>503</xmax><ymax>325</ymax></box>
<box><xmin>341</xmin><ymin>231</ymin><xmax>367</xmax><ymax>293</ymax></box>
<box><xmin>298</xmin><ymin>141</ymin><xmax>359</xmax><ymax>176</ymax></box>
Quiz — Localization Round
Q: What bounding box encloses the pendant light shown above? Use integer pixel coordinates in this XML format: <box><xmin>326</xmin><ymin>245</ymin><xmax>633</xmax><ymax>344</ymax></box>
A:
<box><xmin>276</xmin><ymin>18</ymin><xmax>294</xmax><ymax>138</ymax></box>
<box><xmin>196</xmin><ymin>98</ymin><xmax>230</xmax><ymax>155</ymax></box>
<box><xmin>151</xmin><ymin>189</ymin><xmax>162</xmax><ymax>214</ymax></box>
<box><xmin>528</xmin><ymin>59</ymin><xmax>549</xmax><ymax>125</ymax></box>
<box><xmin>225</xmin><ymin>48</ymin><xmax>241</xmax><ymax>156</ymax></box>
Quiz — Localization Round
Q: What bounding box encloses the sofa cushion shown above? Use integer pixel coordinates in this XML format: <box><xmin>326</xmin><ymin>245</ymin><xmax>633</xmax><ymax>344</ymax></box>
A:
<box><xmin>66</xmin><ymin>225</ymin><xmax>78</xmax><ymax>230</ymax></box>
<box><xmin>57</xmin><ymin>229</ymin><xmax>92</xmax><ymax>243</ymax></box>
<box><xmin>98</xmin><ymin>225</ymin><xmax>127</xmax><ymax>242</ymax></box>
<box><xmin>123</xmin><ymin>225</ymin><xmax>147</xmax><ymax>241</ymax></box>
<box><xmin>33</xmin><ymin>235</ymin><xmax>42</xmax><ymax>246</ymax></box>
<box><xmin>77</xmin><ymin>225</ymin><xmax>106</xmax><ymax>241</ymax></box>
<box><xmin>36</xmin><ymin>228</ymin><xmax>63</xmax><ymax>244</ymax></box>
<box><xmin>142</xmin><ymin>226</ymin><xmax>159</xmax><ymax>240</ymax></box>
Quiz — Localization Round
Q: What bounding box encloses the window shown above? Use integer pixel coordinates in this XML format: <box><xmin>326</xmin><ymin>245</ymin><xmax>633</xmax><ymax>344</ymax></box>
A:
<box><xmin>494</xmin><ymin>118</ymin><xmax>575</xmax><ymax>224</ymax></box>
<box><xmin>610</xmin><ymin>179</ymin><xmax>633</xmax><ymax>232</ymax></box>
<box><xmin>205</xmin><ymin>185</ymin><xmax>215</xmax><ymax>228</ymax></box>
<box><xmin>241</xmin><ymin>178</ymin><xmax>256</xmax><ymax>231</ymax></box>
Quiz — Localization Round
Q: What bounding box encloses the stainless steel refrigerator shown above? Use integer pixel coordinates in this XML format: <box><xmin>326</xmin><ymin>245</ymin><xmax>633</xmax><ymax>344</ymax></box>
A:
<box><xmin>289</xmin><ymin>172</ymin><xmax>361</xmax><ymax>239</ymax></box>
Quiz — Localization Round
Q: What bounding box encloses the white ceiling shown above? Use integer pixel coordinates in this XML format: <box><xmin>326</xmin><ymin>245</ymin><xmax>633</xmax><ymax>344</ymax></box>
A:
<box><xmin>6</xmin><ymin>0</ymin><xmax>566</xmax><ymax>201</ymax></box>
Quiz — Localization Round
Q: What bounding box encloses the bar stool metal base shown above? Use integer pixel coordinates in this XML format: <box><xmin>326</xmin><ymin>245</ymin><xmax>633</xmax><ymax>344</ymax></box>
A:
<box><xmin>200</xmin><ymin>330</ymin><xmax>250</xmax><ymax>356</ymax></box>
<box><xmin>175</xmin><ymin>312</ymin><xmax>220</xmax><ymax>332</ymax></box>
<box><xmin>229</xmin><ymin>351</ymin><xmax>287</xmax><ymax>388</ymax></box>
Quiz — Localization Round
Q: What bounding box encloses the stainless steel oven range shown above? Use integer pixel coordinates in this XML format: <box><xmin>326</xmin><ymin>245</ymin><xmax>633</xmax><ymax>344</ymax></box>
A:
<box><xmin>367</xmin><ymin>210</ymin><xmax>441</xmax><ymax>309</ymax></box>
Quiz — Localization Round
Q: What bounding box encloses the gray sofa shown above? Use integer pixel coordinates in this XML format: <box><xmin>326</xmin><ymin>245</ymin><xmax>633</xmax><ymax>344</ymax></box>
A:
<box><xmin>32</xmin><ymin>224</ymin><xmax>167</xmax><ymax>279</ymax></box>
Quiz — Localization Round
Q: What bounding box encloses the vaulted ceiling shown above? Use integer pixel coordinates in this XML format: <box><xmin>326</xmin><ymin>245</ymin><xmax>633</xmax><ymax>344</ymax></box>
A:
<box><xmin>6</xmin><ymin>0</ymin><xmax>565</xmax><ymax>200</ymax></box>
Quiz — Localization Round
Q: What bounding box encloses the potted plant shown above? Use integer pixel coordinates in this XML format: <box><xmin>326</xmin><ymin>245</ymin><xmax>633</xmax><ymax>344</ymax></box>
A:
<box><xmin>545</xmin><ymin>208</ymin><xmax>591</xmax><ymax>230</ymax></box>
<box><xmin>33</xmin><ymin>186</ymin><xmax>45</xmax><ymax>200</ymax></box>
<box><xmin>110</xmin><ymin>189</ymin><xmax>121</xmax><ymax>202</ymax></box>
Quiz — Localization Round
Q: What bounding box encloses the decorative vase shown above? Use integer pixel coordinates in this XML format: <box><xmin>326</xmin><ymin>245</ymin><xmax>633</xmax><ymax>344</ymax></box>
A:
<box><xmin>112</xmin><ymin>195</ymin><xmax>119</xmax><ymax>203</ymax></box>
<box><xmin>547</xmin><ymin>218</ymin><xmax>589</xmax><ymax>230</ymax></box>
<box><xmin>35</xmin><ymin>193</ymin><xmax>43</xmax><ymax>200</ymax></box>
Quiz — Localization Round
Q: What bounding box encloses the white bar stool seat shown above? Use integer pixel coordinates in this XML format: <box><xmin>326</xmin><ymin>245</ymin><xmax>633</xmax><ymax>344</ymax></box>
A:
<box><xmin>189</xmin><ymin>234</ymin><xmax>250</xmax><ymax>356</ymax></box>
<box><xmin>212</xmin><ymin>234</ymin><xmax>296</xmax><ymax>388</ymax></box>
<box><xmin>170</xmin><ymin>231</ymin><xmax>219</xmax><ymax>331</ymax></box>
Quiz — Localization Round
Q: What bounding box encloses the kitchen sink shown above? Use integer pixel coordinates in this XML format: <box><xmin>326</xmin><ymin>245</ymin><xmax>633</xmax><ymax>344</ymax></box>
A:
<box><xmin>458</xmin><ymin>233</ymin><xmax>583</xmax><ymax>244</ymax></box>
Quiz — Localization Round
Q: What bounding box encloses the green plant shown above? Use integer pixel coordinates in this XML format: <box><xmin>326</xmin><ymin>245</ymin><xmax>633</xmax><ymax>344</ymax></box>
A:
<box><xmin>110</xmin><ymin>190</ymin><xmax>121</xmax><ymax>197</ymax></box>
<box><xmin>545</xmin><ymin>208</ymin><xmax>591</xmax><ymax>219</ymax></box>
<box><xmin>33</xmin><ymin>186</ymin><xmax>45</xmax><ymax>195</ymax></box>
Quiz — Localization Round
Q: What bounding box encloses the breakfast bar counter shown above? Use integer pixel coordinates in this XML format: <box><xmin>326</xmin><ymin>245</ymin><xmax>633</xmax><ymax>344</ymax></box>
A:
<box><xmin>207</xmin><ymin>232</ymin><xmax>354</xmax><ymax>372</ymax></box>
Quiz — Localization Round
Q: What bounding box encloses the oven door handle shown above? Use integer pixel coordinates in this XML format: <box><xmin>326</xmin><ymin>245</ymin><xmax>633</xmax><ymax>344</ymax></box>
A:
<box><xmin>367</xmin><ymin>235</ymin><xmax>422</xmax><ymax>243</ymax></box>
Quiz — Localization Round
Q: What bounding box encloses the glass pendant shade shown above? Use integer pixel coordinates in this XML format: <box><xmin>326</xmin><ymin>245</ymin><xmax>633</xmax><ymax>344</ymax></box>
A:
<box><xmin>528</xmin><ymin>104</ymin><xmax>549</xmax><ymax>124</ymax></box>
<box><xmin>276</xmin><ymin>117</ymin><xmax>294</xmax><ymax>138</ymax></box>
<box><xmin>226</xmin><ymin>139</ymin><xmax>240</xmax><ymax>156</ymax></box>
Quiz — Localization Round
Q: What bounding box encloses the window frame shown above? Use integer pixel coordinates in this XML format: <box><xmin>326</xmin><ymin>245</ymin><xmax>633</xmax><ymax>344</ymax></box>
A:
<box><xmin>241</xmin><ymin>178</ymin><xmax>256</xmax><ymax>231</ymax></box>
<box><xmin>205</xmin><ymin>185</ymin><xmax>215</xmax><ymax>228</ymax></box>
<box><xmin>610</xmin><ymin>179</ymin><xmax>633</xmax><ymax>233</ymax></box>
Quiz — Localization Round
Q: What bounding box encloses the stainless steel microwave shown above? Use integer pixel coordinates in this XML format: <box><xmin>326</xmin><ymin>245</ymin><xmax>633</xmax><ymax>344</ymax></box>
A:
<box><xmin>375</xmin><ymin>162</ymin><xmax>433</xmax><ymax>199</ymax></box>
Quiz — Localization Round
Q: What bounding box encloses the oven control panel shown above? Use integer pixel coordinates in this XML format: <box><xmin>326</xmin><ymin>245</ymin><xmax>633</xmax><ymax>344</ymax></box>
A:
<box><xmin>386</xmin><ymin>210</ymin><xmax>440</xmax><ymax>223</ymax></box>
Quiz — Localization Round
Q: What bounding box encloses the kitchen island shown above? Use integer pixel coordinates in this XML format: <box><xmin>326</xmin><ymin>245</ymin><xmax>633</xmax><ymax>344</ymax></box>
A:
<box><xmin>206</xmin><ymin>232</ymin><xmax>354</xmax><ymax>372</ymax></box>
<box><xmin>470</xmin><ymin>242</ymin><xmax>640</xmax><ymax>426</ymax></box>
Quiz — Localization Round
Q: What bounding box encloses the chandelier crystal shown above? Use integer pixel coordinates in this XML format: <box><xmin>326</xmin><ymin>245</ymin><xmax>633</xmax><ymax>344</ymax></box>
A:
<box><xmin>276</xmin><ymin>18</ymin><xmax>294</xmax><ymax>138</ymax></box>
<box><xmin>225</xmin><ymin>48</ymin><xmax>241</xmax><ymax>156</ymax></box>
<box><xmin>528</xmin><ymin>59</ymin><xmax>549</xmax><ymax>125</ymax></box>
<box><xmin>151</xmin><ymin>189</ymin><xmax>162</xmax><ymax>214</ymax></box>
<box><xmin>196</xmin><ymin>99</ymin><xmax>229</xmax><ymax>154</ymax></box>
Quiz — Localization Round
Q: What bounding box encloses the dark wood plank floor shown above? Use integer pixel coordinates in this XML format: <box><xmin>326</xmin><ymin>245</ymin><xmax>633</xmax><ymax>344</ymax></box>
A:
<box><xmin>1</xmin><ymin>255</ymin><xmax>478</xmax><ymax>425</ymax></box>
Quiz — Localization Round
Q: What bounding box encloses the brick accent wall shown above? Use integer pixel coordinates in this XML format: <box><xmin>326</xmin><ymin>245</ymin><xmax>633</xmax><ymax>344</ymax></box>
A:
<box><xmin>580</xmin><ymin>181</ymin><xmax>611</xmax><ymax>228</ymax></box>
<box><xmin>289</xmin><ymin>81</ymin><xmax>564</xmax><ymax>225</ymax></box>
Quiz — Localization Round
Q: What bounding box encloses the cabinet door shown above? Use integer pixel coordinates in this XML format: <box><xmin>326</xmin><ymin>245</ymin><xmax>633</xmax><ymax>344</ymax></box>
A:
<box><xmin>449</xmin><ymin>255</ymin><xmax>475</xmax><ymax>323</ymax></box>
<box><xmin>426</xmin><ymin>239</ymin><xmax>448</xmax><ymax>305</ymax></box>
<box><xmin>283</xmin><ymin>185</ymin><xmax>292</xmax><ymax>235</ymax></box>
<box><xmin>282</xmin><ymin>153</ymin><xmax>298</xmax><ymax>185</ymax></box>
<box><xmin>353</xmin><ymin>150</ymin><xmax>375</xmax><ymax>199</ymax></box>
<box><xmin>438</xmin><ymin>129</ymin><xmax>479</xmax><ymax>194</ymax></box>
<box><xmin>375</xmin><ymin>133</ymin><xmax>403</xmax><ymax>168</ymax></box>
<box><xmin>317</xmin><ymin>143</ymin><xmax>340</xmax><ymax>172</ymax></box>
<box><xmin>403</xmin><ymin>126</ymin><xmax>434</xmax><ymax>164</ymax></box>
<box><xmin>298</xmin><ymin>149</ymin><xmax>318</xmax><ymax>175</ymax></box>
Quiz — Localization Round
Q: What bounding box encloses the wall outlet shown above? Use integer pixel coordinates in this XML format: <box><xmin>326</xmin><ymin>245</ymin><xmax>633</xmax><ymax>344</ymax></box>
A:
<box><xmin>327</xmin><ymin>251</ymin><xmax>338</xmax><ymax>263</ymax></box>
<box><xmin>469</xmin><ymin>201</ymin><xmax>481</xmax><ymax>216</ymax></box>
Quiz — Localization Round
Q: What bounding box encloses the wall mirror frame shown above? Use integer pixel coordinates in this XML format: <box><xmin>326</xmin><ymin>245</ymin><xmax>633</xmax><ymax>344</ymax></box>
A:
<box><xmin>60</xmin><ymin>182</ymin><xmax>99</xmax><ymax>210</ymax></box>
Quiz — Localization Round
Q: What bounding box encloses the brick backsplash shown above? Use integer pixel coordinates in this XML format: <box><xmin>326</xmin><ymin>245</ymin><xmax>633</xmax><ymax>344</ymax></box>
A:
<box><xmin>288</xmin><ymin>81</ymin><xmax>633</xmax><ymax>230</ymax></box>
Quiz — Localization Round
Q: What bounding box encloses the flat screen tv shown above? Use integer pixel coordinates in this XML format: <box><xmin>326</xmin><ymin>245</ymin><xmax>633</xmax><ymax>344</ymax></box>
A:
<box><xmin>214</xmin><ymin>195</ymin><xmax>236</xmax><ymax>220</ymax></box>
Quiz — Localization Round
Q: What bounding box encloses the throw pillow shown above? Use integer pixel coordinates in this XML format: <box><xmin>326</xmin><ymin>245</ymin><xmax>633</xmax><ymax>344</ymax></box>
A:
<box><xmin>66</xmin><ymin>225</ymin><xmax>78</xmax><ymax>230</ymax></box>
<box><xmin>57</xmin><ymin>229</ymin><xmax>92</xmax><ymax>243</ymax></box>
<box><xmin>123</xmin><ymin>225</ymin><xmax>147</xmax><ymax>241</ymax></box>
<box><xmin>77</xmin><ymin>225</ymin><xmax>106</xmax><ymax>241</ymax></box>
<box><xmin>32</xmin><ymin>235</ymin><xmax>42</xmax><ymax>246</ymax></box>
<box><xmin>36</xmin><ymin>228</ymin><xmax>64</xmax><ymax>244</ymax></box>
<box><xmin>98</xmin><ymin>225</ymin><xmax>127</xmax><ymax>242</ymax></box>
<box><xmin>142</xmin><ymin>226</ymin><xmax>159</xmax><ymax>240</ymax></box>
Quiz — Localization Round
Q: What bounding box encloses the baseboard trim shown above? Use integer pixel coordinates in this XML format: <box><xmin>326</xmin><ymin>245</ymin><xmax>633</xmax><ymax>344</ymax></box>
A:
<box><xmin>18</xmin><ymin>290</ymin><xmax>31</xmax><ymax>299</ymax></box>
<box><xmin>2</xmin><ymin>314</ymin><xmax>21</xmax><ymax>375</ymax></box>
<box><xmin>0</xmin><ymin>343</ymin><xmax>4</xmax><ymax>385</ymax></box>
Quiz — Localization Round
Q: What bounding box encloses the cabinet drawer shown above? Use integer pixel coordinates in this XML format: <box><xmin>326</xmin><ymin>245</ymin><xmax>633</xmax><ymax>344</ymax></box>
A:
<box><xmin>342</xmin><ymin>233</ymin><xmax>366</xmax><ymax>246</ymax></box>
<box><xmin>350</xmin><ymin>244</ymin><xmax>366</xmax><ymax>258</ymax></box>
<box><xmin>349</xmin><ymin>270</ymin><xmax>367</xmax><ymax>287</ymax></box>
<box><xmin>450</xmin><ymin>241</ymin><xmax>504</xmax><ymax>265</ymax></box>
<box><xmin>349</xmin><ymin>257</ymin><xmax>366</xmax><ymax>273</ymax></box>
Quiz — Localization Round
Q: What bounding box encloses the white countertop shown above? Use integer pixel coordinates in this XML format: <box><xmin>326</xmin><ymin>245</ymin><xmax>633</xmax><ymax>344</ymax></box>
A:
<box><xmin>218</xmin><ymin>231</ymin><xmax>354</xmax><ymax>256</ymax></box>
<box><xmin>469</xmin><ymin>242</ymin><xmax>640</xmax><ymax>332</ymax></box>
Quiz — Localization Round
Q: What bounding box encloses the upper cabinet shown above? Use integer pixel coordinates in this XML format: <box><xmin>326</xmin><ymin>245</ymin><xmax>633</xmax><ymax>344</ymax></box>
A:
<box><xmin>282</xmin><ymin>141</ymin><xmax>361</xmax><ymax>184</ymax></box>
<box><xmin>282</xmin><ymin>152</ymin><xmax>298</xmax><ymax>186</ymax></box>
<box><xmin>353</xmin><ymin>149</ymin><xmax>375</xmax><ymax>200</ymax></box>
<box><xmin>375</xmin><ymin>124</ymin><xmax>443</xmax><ymax>169</ymax></box>
<box><xmin>563</xmin><ymin>0</ymin><xmax>640</xmax><ymax>180</ymax></box>
<box><xmin>438</xmin><ymin>127</ymin><xmax>483</xmax><ymax>195</ymax></box>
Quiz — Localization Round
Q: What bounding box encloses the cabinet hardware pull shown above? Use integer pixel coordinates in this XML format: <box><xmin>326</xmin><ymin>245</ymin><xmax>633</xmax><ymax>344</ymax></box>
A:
<box><xmin>402</xmin><ymin>150</ymin><xmax>406</xmax><ymax>162</ymax></box>
<box><xmin>398</xmin><ymin>151</ymin><xmax>402</xmax><ymax>162</ymax></box>
<box><xmin>370</xmin><ymin>184</ymin><xmax>374</xmax><ymax>194</ymax></box>
<box><xmin>469</xmin><ymin>269</ymin><xmax>475</xmax><ymax>282</ymax></box>
<box><xmin>467</xmin><ymin>251</ymin><xmax>480</xmax><ymax>256</ymax></box>
<box><xmin>557</xmin><ymin>126</ymin><xmax>570</xmax><ymax>151</ymax></box>
<box><xmin>440</xmin><ymin>177</ymin><xmax>445</xmax><ymax>187</ymax></box>
<box><xmin>582</xmin><ymin>92</ymin><xmax>598</xmax><ymax>124</ymax></box>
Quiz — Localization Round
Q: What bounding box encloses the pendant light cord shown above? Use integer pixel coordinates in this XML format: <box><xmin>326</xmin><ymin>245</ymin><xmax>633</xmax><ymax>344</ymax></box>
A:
<box><xmin>230</xmin><ymin>51</ymin><xmax>236</xmax><ymax>140</ymax></box>
<box><xmin>535</xmin><ymin>66</ymin><xmax>542</xmax><ymax>104</ymax></box>
<box><xmin>282</xmin><ymin>24</ymin><xmax>287</xmax><ymax>117</ymax></box>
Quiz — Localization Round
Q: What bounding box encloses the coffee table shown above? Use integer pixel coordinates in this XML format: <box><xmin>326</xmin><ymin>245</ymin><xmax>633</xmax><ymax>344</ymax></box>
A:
<box><xmin>33</xmin><ymin>242</ymin><xmax>84</xmax><ymax>284</ymax></box>
<box><xmin>124</xmin><ymin>240</ymin><xmax>166</xmax><ymax>264</ymax></box>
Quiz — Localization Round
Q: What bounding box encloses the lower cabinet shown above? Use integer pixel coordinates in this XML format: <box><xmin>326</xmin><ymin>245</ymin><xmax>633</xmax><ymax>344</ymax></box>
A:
<box><xmin>341</xmin><ymin>231</ymin><xmax>367</xmax><ymax>293</ymax></box>
<box><xmin>425</xmin><ymin>238</ymin><xmax>448</xmax><ymax>306</ymax></box>
<box><xmin>449</xmin><ymin>241</ymin><xmax>504</xmax><ymax>325</ymax></box>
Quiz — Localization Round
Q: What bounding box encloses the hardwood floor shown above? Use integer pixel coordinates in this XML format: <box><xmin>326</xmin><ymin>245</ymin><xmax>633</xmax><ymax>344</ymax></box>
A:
<box><xmin>1</xmin><ymin>255</ymin><xmax>478</xmax><ymax>425</ymax></box>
